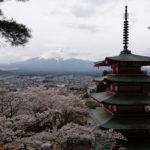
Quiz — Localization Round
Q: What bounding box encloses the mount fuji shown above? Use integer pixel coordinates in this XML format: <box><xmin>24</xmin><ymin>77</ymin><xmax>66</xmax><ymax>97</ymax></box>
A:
<box><xmin>0</xmin><ymin>50</ymin><xmax>108</xmax><ymax>75</ymax></box>
<box><xmin>0</xmin><ymin>57</ymin><xmax>106</xmax><ymax>74</ymax></box>
<box><xmin>3</xmin><ymin>57</ymin><xmax>94</xmax><ymax>71</ymax></box>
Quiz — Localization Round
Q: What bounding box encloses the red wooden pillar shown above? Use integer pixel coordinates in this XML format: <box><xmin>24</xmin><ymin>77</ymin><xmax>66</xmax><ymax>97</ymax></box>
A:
<box><xmin>118</xmin><ymin>84</ymin><xmax>120</xmax><ymax>93</ymax></box>
<box><xmin>116</xmin><ymin>105</ymin><xmax>118</xmax><ymax>114</ymax></box>
<box><xmin>139</xmin><ymin>66</ymin><xmax>141</xmax><ymax>74</ymax></box>
<box><xmin>118</xmin><ymin>63</ymin><xmax>120</xmax><ymax>74</ymax></box>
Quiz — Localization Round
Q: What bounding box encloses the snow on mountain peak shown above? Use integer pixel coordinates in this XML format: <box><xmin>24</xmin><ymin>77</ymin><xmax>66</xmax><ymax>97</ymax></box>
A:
<box><xmin>38</xmin><ymin>48</ymin><xmax>100</xmax><ymax>62</ymax></box>
<box><xmin>39</xmin><ymin>49</ymin><xmax>67</xmax><ymax>61</ymax></box>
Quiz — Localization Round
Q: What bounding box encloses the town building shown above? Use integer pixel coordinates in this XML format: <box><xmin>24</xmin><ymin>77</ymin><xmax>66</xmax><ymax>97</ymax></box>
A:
<box><xmin>87</xmin><ymin>6</ymin><xmax>150</xmax><ymax>149</ymax></box>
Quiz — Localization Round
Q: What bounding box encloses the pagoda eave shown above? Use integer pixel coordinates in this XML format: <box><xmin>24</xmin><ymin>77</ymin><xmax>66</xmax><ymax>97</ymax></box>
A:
<box><xmin>94</xmin><ymin>64</ymin><xmax>110</xmax><ymax>67</ymax></box>
<box><xmin>87</xmin><ymin>109</ymin><xmax>150</xmax><ymax>130</ymax></box>
<box><xmin>93</xmin><ymin>75</ymin><xmax>150</xmax><ymax>83</ymax></box>
<box><xmin>90</xmin><ymin>92</ymin><xmax>150</xmax><ymax>105</ymax></box>
<box><xmin>94</xmin><ymin>56</ymin><xmax>150</xmax><ymax>67</ymax></box>
<box><xmin>92</xmin><ymin>80</ymin><xmax>104</xmax><ymax>83</ymax></box>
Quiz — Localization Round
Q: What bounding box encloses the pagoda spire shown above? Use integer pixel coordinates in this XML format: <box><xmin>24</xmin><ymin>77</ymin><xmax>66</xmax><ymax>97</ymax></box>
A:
<box><xmin>121</xmin><ymin>6</ymin><xmax>131</xmax><ymax>54</ymax></box>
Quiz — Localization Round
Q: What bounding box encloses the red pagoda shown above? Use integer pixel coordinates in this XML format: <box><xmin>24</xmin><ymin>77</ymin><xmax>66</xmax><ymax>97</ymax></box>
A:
<box><xmin>87</xmin><ymin>6</ymin><xmax>150</xmax><ymax>149</ymax></box>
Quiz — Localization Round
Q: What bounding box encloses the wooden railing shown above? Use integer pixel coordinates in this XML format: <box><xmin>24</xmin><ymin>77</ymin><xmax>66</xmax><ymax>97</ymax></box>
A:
<box><xmin>106</xmin><ymin>88</ymin><xmax>145</xmax><ymax>94</ymax></box>
<box><xmin>106</xmin><ymin>88</ymin><xmax>117</xmax><ymax>94</ymax></box>
<box><xmin>108</xmin><ymin>71</ymin><xmax>147</xmax><ymax>75</ymax></box>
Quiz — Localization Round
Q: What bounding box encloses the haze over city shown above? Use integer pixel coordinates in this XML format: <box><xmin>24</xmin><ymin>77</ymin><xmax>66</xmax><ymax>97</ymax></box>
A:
<box><xmin>0</xmin><ymin>0</ymin><xmax>150</xmax><ymax>64</ymax></box>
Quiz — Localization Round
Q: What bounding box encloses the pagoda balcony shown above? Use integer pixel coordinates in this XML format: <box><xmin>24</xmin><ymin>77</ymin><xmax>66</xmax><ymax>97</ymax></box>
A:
<box><xmin>107</xmin><ymin>71</ymin><xmax>147</xmax><ymax>75</ymax></box>
<box><xmin>106</xmin><ymin>88</ymin><xmax>146</xmax><ymax>94</ymax></box>
<box><xmin>105</xmin><ymin>107</ymin><xmax>114</xmax><ymax>114</ymax></box>
<box><xmin>106</xmin><ymin>88</ymin><xmax>117</xmax><ymax>94</ymax></box>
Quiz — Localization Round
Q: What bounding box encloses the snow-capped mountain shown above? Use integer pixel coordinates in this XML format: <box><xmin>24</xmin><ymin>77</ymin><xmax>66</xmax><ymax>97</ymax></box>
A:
<box><xmin>0</xmin><ymin>49</ymin><xmax>109</xmax><ymax>74</ymax></box>
<box><xmin>0</xmin><ymin>57</ymin><xmax>100</xmax><ymax>72</ymax></box>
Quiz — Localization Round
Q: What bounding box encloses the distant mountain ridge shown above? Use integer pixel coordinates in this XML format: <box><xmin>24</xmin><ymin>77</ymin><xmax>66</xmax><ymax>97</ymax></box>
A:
<box><xmin>0</xmin><ymin>57</ymin><xmax>107</xmax><ymax>72</ymax></box>
<box><xmin>0</xmin><ymin>56</ymin><xmax>149</xmax><ymax>76</ymax></box>
<box><xmin>0</xmin><ymin>57</ymin><xmax>149</xmax><ymax>76</ymax></box>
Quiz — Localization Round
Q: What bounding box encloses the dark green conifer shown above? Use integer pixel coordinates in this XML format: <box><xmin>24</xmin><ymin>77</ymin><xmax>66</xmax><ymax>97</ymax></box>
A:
<box><xmin>0</xmin><ymin>0</ymin><xmax>31</xmax><ymax>47</ymax></box>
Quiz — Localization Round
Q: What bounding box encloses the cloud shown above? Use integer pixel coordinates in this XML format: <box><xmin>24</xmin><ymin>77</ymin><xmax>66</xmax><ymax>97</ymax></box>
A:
<box><xmin>66</xmin><ymin>23</ymin><xmax>98</xmax><ymax>32</ymax></box>
<box><xmin>71</xmin><ymin>5</ymin><xmax>95</xmax><ymax>18</ymax></box>
<box><xmin>39</xmin><ymin>48</ymin><xmax>91</xmax><ymax>60</ymax></box>
<box><xmin>127</xmin><ymin>12</ymin><xmax>137</xmax><ymax>24</ymax></box>
<box><xmin>39</xmin><ymin>44</ymin><xmax>116</xmax><ymax>61</ymax></box>
<box><xmin>136</xmin><ymin>48</ymin><xmax>150</xmax><ymax>56</ymax></box>
<box><xmin>75</xmin><ymin>24</ymin><xmax>98</xmax><ymax>32</ymax></box>
<box><xmin>0</xmin><ymin>52</ymin><xmax>29</xmax><ymax>64</ymax></box>
<box><xmin>82</xmin><ymin>0</ymin><xmax>115</xmax><ymax>6</ymax></box>
<box><xmin>43</xmin><ymin>44</ymin><xmax>66</xmax><ymax>50</ymax></box>
<box><xmin>2</xmin><ymin>0</ymin><xmax>150</xmax><ymax>65</ymax></box>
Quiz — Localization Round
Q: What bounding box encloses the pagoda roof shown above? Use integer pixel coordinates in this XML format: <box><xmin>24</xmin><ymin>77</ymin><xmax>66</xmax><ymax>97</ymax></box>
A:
<box><xmin>93</xmin><ymin>75</ymin><xmax>150</xmax><ymax>83</ymax></box>
<box><xmin>94</xmin><ymin>53</ymin><xmax>150</xmax><ymax>66</ymax></box>
<box><xmin>87</xmin><ymin>109</ymin><xmax>150</xmax><ymax>130</ymax></box>
<box><xmin>90</xmin><ymin>92</ymin><xmax>150</xmax><ymax>105</ymax></box>
<box><xmin>87</xmin><ymin>108</ymin><xmax>113</xmax><ymax>125</ymax></box>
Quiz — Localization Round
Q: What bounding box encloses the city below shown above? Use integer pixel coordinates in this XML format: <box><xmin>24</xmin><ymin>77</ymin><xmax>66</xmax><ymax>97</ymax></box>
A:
<box><xmin>0</xmin><ymin>75</ymin><xmax>97</xmax><ymax>95</ymax></box>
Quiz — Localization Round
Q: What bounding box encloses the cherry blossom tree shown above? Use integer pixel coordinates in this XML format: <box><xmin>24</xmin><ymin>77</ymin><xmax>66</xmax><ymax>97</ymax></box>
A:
<box><xmin>55</xmin><ymin>94</ymin><xmax>87</xmax><ymax>124</ymax></box>
<box><xmin>0</xmin><ymin>86</ymin><xmax>127</xmax><ymax>150</ymax></box>
<box><xmin>0</xmin><ymin>114</ymin><xmax>36</xmax><ymax>148</ymax></box>
<box><xmin>7</xmin><ymin>86</ymin><xmax>87</xmax><ymax>124</ymax></box>
<box><xmin>8</xmin><ymin>123</ymin><xmax>127</xmax><ymax>150</ymax></box>
<box><xmin>0</xmin><ymin>86</ymin><xmax>88</xmax><ymax>146</ymax></box>
<box><xmin>2</xmin><ymin>91</ymin><xmax>23</xmax><ymax>118</ymax></box>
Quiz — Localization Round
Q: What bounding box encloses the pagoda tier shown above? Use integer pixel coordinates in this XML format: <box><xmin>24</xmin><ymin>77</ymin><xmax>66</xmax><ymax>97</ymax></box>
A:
<box><xmin>87</xmin><ymin>109</ymin><xmax>150</xmax><ymax>136</ymax></box>
<box><xmin>92</xmin><ymin>75</ymin><xmax>150</xmax><ymax>83</ymax></box>
<box><xmin>92</xmin><ymin>75</ymin><xmax>150</xmax><ymax>94</ymax></box>
<box><xmin>94</xmin><ymin>53</ymin><xmax>150</xmax><ymax>67</ymax></box>
<box><xmin>88</xmin><ymin>6</ymin><xmax>150</xmax><ymax>149</ymax></box>
<box><xmin>90</xmin><ymin>92</ymin><xmax>150</xmax><ymax>114</ymax></box>
<box><xmin>90</xmin><ymin>92</ymin><xmax>150</xmax><ymax>105</ymax></box>
<box><xmin>94</xmin><ymin>54</ymin><xmax>150</xmax><ymax>75</ymax></box>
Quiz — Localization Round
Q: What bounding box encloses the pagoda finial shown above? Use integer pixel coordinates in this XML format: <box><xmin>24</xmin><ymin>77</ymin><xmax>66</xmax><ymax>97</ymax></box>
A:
<box><xmin>121</xmin><ymin>6</ymin><xmax>131</xmax><ymax>54</ymax></box>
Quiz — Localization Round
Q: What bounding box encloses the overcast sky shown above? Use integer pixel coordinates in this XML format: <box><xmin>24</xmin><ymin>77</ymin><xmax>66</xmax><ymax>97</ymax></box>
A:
<box><xmin>0</xmin><ymin>0</ymin><xmax>150</xmax><ymax>64</ymax></box>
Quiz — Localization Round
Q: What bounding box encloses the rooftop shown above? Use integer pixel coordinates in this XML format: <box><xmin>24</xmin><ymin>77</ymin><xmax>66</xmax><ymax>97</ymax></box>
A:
<box><xmin>93</xmin><ymin>75</ymin><xmax>150</xmax><ymax>83</ymax></box>
<box><xmin>94</xmin><ymin>53</ymin><xmax>150</xmax><ymax>66</ymax></box>
<box><xmin>90</xmin><ymin>92</ymin><xmax>150</xmax><ymax>105</ymax></box>
<box><xmin>87</xmin><ymin>109</ymin><xmax>150</xmax><ymax>130</ymax></box>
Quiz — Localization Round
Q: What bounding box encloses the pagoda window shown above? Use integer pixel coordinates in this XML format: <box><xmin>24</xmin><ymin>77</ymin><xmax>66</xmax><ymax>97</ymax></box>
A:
<box><xmin>114</xmin><ymin>105</ymin><xmax>117</xmax><ymax>112</ymax></box>
<box><xmin>116</xmin><ymin>67</ymin><xmax>118</xmax><ymax>72</ymax></box>
<box><xmin>120</xmin><ymin>63</ymin><xmax>140</xmax><ymax>66</ymax></box>
<box><xmin>115</xmin><ymin>85</ymin><xmax>118</xmax><ymax>91</ymax></box>
<box><xmin>110</xmin><ymin>85</ymin><xmax>113</xmax><ymax>90</ymax></box>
